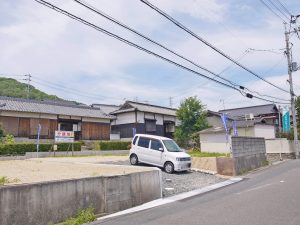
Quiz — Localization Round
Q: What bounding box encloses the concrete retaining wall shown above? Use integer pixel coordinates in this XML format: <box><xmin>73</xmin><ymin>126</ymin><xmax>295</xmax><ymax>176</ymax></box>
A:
<box><xmin>0</xmin><ymin>170</ymin><xmax>162</xmax><ymax>225</ymax></box>
<box><xmin>265</xmin><ymin>138</ymin><xmax>295</xmax><ymax>153</ymax></box>
<box><xmin>192</xmin><ymin>157</ymin><xmax>217</xmax><ymax>172</ymax></box>
<box><xmin>192</xmin><ymin>157</ymin><xmax>234</xmax><ymax>176</ymax></box>
<box><xmin>25</xmin><ymin>150</ymin><xmax>129</xmax><ymax>159</ymax></box>
<box><xmin>232</xmin><ymin>137</ymin><xmax>267</xmax><ymax>175</ymax></box>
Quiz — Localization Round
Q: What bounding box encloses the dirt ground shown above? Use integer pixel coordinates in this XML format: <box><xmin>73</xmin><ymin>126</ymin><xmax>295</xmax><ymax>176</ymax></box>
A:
<box><xmin>0</xmin><ymin>156</ymin><xmax>151</xmax><ymax>185</ymax></box>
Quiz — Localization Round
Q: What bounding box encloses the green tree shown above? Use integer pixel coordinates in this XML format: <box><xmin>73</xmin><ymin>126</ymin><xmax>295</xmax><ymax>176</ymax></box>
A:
<box><xmin>175</xmin><ymin>96</ymin><xmax>208</xmax><ymax>147</ymax></box>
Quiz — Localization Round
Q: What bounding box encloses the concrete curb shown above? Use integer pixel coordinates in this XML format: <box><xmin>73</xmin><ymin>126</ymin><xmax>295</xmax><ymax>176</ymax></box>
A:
<box><xmin>96</xmin><ymin>177</ymin><xmax>243</xmax><ymax>222</ymax></box>
<box><xmin>191</xmin><ymin>168</ymin><xmax>217</xmax><ymax>175</ymax></box>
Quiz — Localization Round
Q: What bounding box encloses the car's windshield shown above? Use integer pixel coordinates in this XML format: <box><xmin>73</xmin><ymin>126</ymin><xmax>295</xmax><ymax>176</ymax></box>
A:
<box><xmin>162</xmin><ymin>140</ymin><xmax>182</xmax><ymax>152</ymax></box>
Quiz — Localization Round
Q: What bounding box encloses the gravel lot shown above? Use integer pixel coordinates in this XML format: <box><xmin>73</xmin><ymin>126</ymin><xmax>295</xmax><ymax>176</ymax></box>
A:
<box><xmin>0</xmin><ymin>156</ymin><xmax>226</xmax><ymax>197</ymax></box>
<box><xmin>0</xmin><ymin>157</ymin><xmax>152</xmax><ymax>185</ymax></box>
<box><xmin>98</xmin><ymin>159</ymin><xmax>226</xmax><ymax>198</ymax></box>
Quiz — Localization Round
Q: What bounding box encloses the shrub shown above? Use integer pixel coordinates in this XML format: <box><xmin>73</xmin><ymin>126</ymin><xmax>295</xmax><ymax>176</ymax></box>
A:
<box><xmin>0</xmin><ymin>142</ymin><xmax>82</xmax><ymax>156</ymax></box>
<box><xmin>0</xmin><ymin>125</ymin><xmax>4</xmax><ymax>139</ymax></box>
<box><xmin>61</xmin><ymin>207</ymin><xmax>96</xmax><ymax>225</ymax></box>
<box><xmin>2</xmin><ymin>134</ymin><xmax>15</xmax><ymax>144</ymax></box>
<box><xmin>94</xmin><ymin>141</ymin><xmax>131</xmax><ymax>151</ymax></box>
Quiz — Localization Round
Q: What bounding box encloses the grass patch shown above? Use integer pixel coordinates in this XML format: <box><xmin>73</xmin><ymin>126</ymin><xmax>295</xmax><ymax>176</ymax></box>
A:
<box><xmin>60</xmin><ymin>207</ymin><xmax>96</xmax><ymax>225</ymax></box>
<box><xmin>262</xmin><ymin>160</ymin><xmax>269</xmax><ymax>167</ymax></box>
<box><xmin>188</xmin><ymin>151</ymin><xmax>229</xmax><ymax>158</ymax></box>
<box><xmin>0</xmin><ymin>176</ymin><xmax>20</xmax><ymax>185</ymax></box>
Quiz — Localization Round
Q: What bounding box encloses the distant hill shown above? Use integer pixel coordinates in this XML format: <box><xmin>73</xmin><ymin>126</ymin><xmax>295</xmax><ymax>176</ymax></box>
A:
<box><xmin>0</xmin><ymin>77</ymin><xmax>61</xmax><ymax>101</ymax></box>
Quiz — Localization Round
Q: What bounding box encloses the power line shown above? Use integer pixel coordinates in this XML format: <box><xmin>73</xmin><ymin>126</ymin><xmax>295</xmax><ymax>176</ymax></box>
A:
<box><xmin>140</xmin><ymin>0</ymin><xmax>290</xmax><ymax>94</ymax></box>
<box><xmin>33</xmin><ymin>1</ymin><xmax>241</xmax><ymax>91</ymax></box>
<box><xmin>31</xmin><ymin>76</ymin><xmax>122</xmax><ymax>101</ymax></box>
<box><xmin>34</xmin><ymin>0</ymin><xmax>290</xmax><ymax>105</ymax></box>
<box><xmin>72</xmin><ymin>0</ymin><xmax>238</xmax><ymax>88</ymax></box>
<box><xmin>265</xmin><ymin>0</ymin><xmax>290</xmax><ymax>21</ymax></box>
<box><xmin>274</xmin><ymin>0</ymin><xmax>292</xmax><ymax>16</ymax></box>
<box><xmin>73</xmin><ymin>0</ymin><xmax>290</xmax><ymax>103</ymax></box>
<box><xmin>248</xmin><ymin>47</ymin><xmax>285</xmax><ymax>54</ymax></box>
<box><xmin>259</xmin><ymin>0</ymin><xmax>287</xmax><ymax>22</ymax></box>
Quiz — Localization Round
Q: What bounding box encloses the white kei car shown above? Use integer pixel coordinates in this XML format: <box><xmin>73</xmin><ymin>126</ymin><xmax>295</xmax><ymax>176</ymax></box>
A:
<box><xmin>129</xmin><ymin>134</ymin><xmax>191</xmax><ymax>173</ymax></box>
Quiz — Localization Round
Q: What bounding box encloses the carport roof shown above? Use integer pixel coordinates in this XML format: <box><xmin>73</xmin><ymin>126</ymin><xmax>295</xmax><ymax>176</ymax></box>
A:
<box><xmin>0</xmin><ymin>96</ymin><xmax>115</xmax><ymax>119</ymax></box>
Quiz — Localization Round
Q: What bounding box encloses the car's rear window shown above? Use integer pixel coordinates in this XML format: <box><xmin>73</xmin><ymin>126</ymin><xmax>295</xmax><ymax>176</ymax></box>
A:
<box><xmin>132</xmin><ymin>136</ymin><xmax>138</xmax><ymax>145</ymax></box>
<box><xmin>138</xmin><ymin>137</ymin><xmax>150</xmax><ymax>148</ymax></box>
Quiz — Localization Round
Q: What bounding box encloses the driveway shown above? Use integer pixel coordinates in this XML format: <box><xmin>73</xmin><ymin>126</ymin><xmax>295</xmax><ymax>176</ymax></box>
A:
<box><xmin>98</xmin><ymin>159</ymin><xmax>226</xmax><ymax>197</ymax></box>
<box><xmin>93</xmin><ymin>160</ymin><xmax>300</xmax><ymax>225</ymax></box>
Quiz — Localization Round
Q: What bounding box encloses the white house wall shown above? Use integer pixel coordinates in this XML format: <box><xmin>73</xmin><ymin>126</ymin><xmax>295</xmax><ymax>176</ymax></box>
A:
<box><xmin>235</xmin><ymin>127</ymin><xmax>255</xmax><ymax>137</ymax></box>
<box><xmin>265</xmin><ymin>138</ymin><xmax>295</xmax><ymax>153</ymax></box>
<box><xmin>200</xmin><ymin>133</ymin><xmax>228</xmax><ymax>143</ymax></box>
<box><xmin>155</xmin><ymin>114</ymin><xmax>163</xmax><ymax>125</ymax></box>
<box><xmin>144</xmin><ymin>112</ymin><xmax>154</xmax><ymax>120</ymax></box>
<box><xmin>163</xmin><ymin>115</ymin><xmax>176</xmax><ymax>122</ymax></box>
<box><xmin>254</xmin><ymin>124</ymin><xmax>275</xmax><ymax>139</ymax></box>
<box><xmin>137</xmin><ymin>112</ymin><xmax>144</xmax><ymax>123</ymax></box>
<box><xmin>114</xmin><ymin>112</ymin><xmax>136</xmax><ymax>125</ymax></box>
<box><xmin>201</xmin><ymin>143</ymin><xmax>231</xmax><ymax>153</ymax></box>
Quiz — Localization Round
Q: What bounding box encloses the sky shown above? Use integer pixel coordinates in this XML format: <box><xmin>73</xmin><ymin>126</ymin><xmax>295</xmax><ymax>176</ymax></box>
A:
<box><xmin>1</xmin><ymin>0</ymin><xmax>300</xmax><ymax>111</ymax></box>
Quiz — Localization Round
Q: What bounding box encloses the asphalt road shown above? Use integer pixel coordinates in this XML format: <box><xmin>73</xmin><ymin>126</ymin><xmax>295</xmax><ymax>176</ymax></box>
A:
<box><xmin>94</xmin><ymin>160</ymin><xmax>300</xmax><ymax>225</ymax></box>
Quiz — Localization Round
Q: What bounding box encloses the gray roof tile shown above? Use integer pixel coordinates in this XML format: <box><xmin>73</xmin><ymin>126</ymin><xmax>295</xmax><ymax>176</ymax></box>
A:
<box><xmin>219</xmin><ymin>104</ymin><xmax>278</xmax><ymax>118</ymax></box>
<box><xmin>111</xmin><ymin>101</ymin><xmax>176</xmax><ymax>116</ymax></box>
<box><xmin>0</xmin><ymin>96</ymin><xmax>114</xmax><ymax>119</ymax></box>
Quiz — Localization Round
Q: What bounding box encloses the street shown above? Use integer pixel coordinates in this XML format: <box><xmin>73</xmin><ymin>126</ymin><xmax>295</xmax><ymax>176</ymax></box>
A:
<box><xmin>94</xmin><ymin>160</ymin><xmax>300</xmax><ymax>225</ymax></box>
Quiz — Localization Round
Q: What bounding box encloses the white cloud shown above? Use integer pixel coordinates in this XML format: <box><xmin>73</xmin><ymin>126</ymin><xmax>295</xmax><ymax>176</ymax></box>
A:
<box><xmin>0</xmin><ymin>0</ymin><xmax>299</xmax><ymax>111</ymax></box>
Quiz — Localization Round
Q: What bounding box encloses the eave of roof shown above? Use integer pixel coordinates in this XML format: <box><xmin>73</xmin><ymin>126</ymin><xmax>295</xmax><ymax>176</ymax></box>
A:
<box><xmin>0</xmin><ymin>96</ymin><xmax>115</xmax><ymax>119</ymax></box>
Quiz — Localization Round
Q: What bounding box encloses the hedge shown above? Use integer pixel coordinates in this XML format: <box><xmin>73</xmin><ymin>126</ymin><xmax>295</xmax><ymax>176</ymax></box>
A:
<box><xmin>0</xmin><ymin>142</ymin><xmax>82</xmax><ymax>156</ymax></box>
<box><xmin>94</xmin><ymin>141</ymin><xmax>131</xmax><ymax>151</ymax></box>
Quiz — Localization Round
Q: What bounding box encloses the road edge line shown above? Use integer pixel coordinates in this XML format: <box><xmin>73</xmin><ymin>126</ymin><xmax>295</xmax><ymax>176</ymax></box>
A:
<box><xmin>97</xmin><ymin>177</ymin><xmax>243</xmax><ymax>221</ymax></box>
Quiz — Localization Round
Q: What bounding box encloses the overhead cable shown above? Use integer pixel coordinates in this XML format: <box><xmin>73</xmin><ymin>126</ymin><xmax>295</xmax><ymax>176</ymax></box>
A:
<box><xmin>34</xmin><ymin>0</ymin><xmax>290</xmax><ymax>105</ymax></box>
<box><xmin>73</xmin><ymin>0</ymin><xmax>290</xmax><ymax>102</ymax></box>
<box><xmin>140</xmin><ymin>0</ymin><xmax>290</xmax><ymax>94</ymax></box>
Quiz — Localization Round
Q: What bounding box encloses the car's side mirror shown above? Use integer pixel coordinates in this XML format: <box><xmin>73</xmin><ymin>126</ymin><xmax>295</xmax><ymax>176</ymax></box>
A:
<box><xmin>158</xmin><ymin>147</ymin><xmax>164</xmax><ymax>152</ymax></box>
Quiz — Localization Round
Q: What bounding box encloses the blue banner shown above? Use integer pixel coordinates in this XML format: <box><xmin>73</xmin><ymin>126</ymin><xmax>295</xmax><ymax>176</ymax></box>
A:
<box><xmin>232</xmin><ymin>120</ymin><xmax>238</xmax><ymax>136</ymax></box>
<box><xmin>221</xmin><ymin>113</ymin><xmax>229</xmax><ymax>142</ymax></box>
<box><xmin>282</xmin><ymin>111</ymin><xmax>290</xmax><ymax>133</ymax></box>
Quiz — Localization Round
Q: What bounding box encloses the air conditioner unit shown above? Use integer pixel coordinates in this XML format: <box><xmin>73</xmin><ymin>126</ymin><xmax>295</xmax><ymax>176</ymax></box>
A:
<box><xmin>245</xmin><ymin>113</ymin><xmax>254</xmax><ymax>120</ymax></box>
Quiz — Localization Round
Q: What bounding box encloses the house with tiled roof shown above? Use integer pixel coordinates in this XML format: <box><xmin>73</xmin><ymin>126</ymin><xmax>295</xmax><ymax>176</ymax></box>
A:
<box><xmin>0</xmin><ymin>96</ymin><xmax>114</xmax><ymax>140</ymax></box>
<box><xmin>219</xmin><ymin>104</ymin><xmax>279</xmax><ymax>126</ymax></box>
<box><xmin>110</xmin><ymin>101</ymin><xmax>177</xmax><ymax>139</ymax></box>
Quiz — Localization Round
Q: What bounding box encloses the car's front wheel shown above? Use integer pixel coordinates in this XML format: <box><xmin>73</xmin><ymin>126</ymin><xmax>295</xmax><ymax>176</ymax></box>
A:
<box><xmin>164</xmin><ymin>161</ymin><xmax>174</xmax><ymax>174</ymax></box>
<box><xmin>130</xmin><ymin>154</ymin><xmax>139</xmax><ymax>165</ymax></box>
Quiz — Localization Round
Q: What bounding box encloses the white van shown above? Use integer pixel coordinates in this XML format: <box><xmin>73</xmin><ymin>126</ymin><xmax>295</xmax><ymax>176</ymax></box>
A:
<box><xmin>129</xmin><ymin>134</ymin><xmax>191</xmax><ymax>173</ymax></box>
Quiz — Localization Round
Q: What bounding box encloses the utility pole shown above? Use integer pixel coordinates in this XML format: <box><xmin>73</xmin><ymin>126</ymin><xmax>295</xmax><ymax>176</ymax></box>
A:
<box><xmin>169</xmin><ymin>97</ymin><xmax>173</xmax><ymax>108</ymax></box>
<box><xmin>284</xmin><ymin>22</ymin><xmax>299</xmax><ymax>159</ymax></box>
<box><xmin>25</xmin><ymin>74</ymin><xmax>32</xmax><ymax>99</ymax></box>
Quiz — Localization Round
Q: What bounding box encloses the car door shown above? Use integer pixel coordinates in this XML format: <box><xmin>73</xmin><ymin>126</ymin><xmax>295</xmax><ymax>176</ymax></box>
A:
<box><xmin>136</xmin><ymin>137</ymin><xmax>151</xmax><ymax>163</ymax></box>
<box><xmin>148</xmin><ymin>139</ymin><xmax>165</xmax><ymax>167</ymax></box>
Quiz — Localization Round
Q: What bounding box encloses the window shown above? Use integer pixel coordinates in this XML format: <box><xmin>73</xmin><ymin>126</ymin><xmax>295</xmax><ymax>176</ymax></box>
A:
<box><xmin>133</xmin><ymin>136</ymin><xmax>138</xmax><ymax>145</ymax></box>
<box><xmin>162</xmin><ymin>140</ymin><xmax>182</xmax><ymax>152</ymax></box>
<box><xmin>150</xmin><ymin>139</ymin><xmax>163</xmax><ymax>151</ymax></box>
<box><xmin>145</xmin><ymin>120</ymin><xmax>156</xmax><ymax>132</ymax></box>
<box><xmin>138</xmin><ymin>137</ymin><xmax>150</xmax><ymax>148</ymax></box>
<box><xmin>59</xmin><ymin>123</ymin><xmax>73</xmax><ymax>131</ymax></box>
